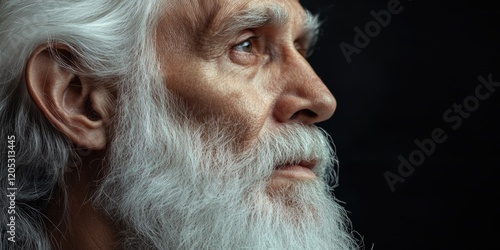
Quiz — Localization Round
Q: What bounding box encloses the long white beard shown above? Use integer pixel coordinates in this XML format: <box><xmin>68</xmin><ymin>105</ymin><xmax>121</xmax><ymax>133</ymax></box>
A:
<box><xmin>94</xmin><ymin>76</ymin><xmax>358</xmax><ymax>249</ymax></box>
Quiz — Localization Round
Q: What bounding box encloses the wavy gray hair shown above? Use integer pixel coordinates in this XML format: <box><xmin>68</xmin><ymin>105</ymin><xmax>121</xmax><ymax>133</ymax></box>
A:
<box><xmin>0</xmin><ymin>1</ymin><xmax>163</xmax><ymax>249</ymax></box>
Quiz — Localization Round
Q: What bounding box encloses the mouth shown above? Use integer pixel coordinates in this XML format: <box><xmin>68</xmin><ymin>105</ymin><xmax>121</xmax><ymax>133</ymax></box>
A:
<box><xmin>272</xmin><ymin>160</ymin><xmax>317</xmax><ymax>181</ymax></box>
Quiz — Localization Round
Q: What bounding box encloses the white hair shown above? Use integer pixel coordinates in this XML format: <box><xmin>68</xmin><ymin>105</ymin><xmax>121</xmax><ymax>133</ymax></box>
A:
<box><xmin>1</xmin><ymin>0</ymin><xmax>360</xmax><ymax>249</ymax></box>
<box><xmin>0</xmin><ymin>1</ymin><xmax>163</xmax><ymax>249</ymax></box>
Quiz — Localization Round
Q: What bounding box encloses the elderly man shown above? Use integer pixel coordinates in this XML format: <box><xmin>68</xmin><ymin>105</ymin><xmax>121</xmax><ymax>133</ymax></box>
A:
<box><xmin>1</xmin><ymin>0</ymin><xmax>358</xmax><ymax>249</ymax></box>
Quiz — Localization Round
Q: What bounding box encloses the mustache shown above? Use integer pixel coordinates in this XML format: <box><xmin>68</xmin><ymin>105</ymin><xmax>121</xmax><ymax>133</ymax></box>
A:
<box><xmin>230</xmin><ymin>124</ymin><xmax>337</xmax><ymax>183</ymax></box>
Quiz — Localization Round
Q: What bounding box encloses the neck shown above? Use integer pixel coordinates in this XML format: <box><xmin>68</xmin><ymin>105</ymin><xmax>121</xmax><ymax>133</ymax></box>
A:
<box><xmin>45</xmin><ymin>152</ymin><xmax>118</xmax><ymax>250</ymax></box>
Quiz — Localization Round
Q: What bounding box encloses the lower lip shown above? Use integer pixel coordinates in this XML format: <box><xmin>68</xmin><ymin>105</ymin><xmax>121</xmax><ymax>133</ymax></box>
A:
<box><xmin>272</xmin><ymin>165</ymin><xmax>316</xmax><ymax>181</ymax></box>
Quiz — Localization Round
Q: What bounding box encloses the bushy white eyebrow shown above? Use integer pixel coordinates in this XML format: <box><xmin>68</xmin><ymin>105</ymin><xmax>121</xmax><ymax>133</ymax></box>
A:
<box><xmin>215</xmin><ymin>4</ymin><xmax>290</xmax><ymax>37</ymax></box>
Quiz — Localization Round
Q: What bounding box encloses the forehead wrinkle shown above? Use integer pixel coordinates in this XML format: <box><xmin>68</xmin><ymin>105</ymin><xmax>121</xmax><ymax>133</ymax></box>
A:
<box><xmin>156</xmin><ymin>0</ymin><xmax>219</xmax><ymax>56</ymax></box>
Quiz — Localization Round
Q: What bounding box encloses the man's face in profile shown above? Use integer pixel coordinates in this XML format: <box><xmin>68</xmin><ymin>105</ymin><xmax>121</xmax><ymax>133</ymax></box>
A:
<box><xmin>156</xmin><ymin>0</ymin><xmax>336</xmax><ymax>191</ymax></box>
<box><xmin>1</xmin><ymin>0</ymin><xmax>357</xmax><ymax>249</ymax></box>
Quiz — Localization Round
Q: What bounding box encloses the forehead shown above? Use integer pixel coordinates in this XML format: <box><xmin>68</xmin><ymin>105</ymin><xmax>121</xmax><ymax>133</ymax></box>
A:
<box><xmin>159</xmin><ymin>0</ymin><xmax>308</xmax><ymax>38</ymax></box>
<box><xmin>172</xmin><ymin>0</ymin><xmax>305</xmax><ymax>20</ymax></box>
<box><xmin>203</xmin><ymin>0</ymin><xmax>305</xmax><ymax>25</ymax></box>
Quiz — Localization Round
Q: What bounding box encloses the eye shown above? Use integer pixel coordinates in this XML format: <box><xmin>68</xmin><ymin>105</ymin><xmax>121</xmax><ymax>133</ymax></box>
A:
<box><xmin>234</xmin><ymin>39</ymin><xmax>253</xmax><ymax>53</ymax></box>
<box><xmin>229</xmin><ymin>35</ymin><xmax>262</xmax><ymax>65</ymax></box>
<box><xmin>233</xmin><ymin>35</ymin><xmax>261</xmax><ymax>53</ymax></box>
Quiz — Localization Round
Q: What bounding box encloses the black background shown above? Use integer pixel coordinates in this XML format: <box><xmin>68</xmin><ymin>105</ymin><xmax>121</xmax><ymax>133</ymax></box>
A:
<box><xmin>301</xmin><ymin>0</ymin><xmax>499</xmax><ymax>249</ymax></box>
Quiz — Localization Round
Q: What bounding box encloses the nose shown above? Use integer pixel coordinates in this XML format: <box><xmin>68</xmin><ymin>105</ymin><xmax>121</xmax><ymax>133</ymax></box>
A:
<box><xmin>273</xmin><ymin>53</ymin><xmax>336</xmax><ymax>125</ymax></box>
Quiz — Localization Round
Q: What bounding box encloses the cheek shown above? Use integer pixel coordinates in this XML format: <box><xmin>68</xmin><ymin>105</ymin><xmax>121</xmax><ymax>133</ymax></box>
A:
<box><xmin>191</xmin><ymin>88</ymin><xmax>271</xmax><ymax>148</ymax></box>
<box><xmin>164</xmin><ymin>62</ymin><xmax>272</xmax><ymax>145</ymax></box>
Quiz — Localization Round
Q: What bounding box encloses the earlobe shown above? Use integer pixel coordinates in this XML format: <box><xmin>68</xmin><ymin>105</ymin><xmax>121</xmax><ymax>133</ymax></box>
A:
<box><xmin>25</xmin><ymin>45</ymin><xmax>110</xmax><ymax>150</ymax></box>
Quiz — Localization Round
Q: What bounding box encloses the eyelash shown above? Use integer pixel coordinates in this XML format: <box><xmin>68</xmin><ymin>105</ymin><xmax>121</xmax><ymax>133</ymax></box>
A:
<box><xmin>233</xmin><ymin>35</ymin><xmax>261</xmax><ymax>53</ymax></box>
<box><xmin>229</xmin><ymin>33</ymin><xmax>311</xmax><ymax>65</ymax></box>
<box><xmin>232</xmin><ymin>36</ymin><xmax>310</xmax><ymax>60</ymax></box>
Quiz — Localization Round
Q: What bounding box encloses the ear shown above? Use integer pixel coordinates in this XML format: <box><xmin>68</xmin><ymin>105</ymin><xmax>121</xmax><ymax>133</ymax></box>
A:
<box><xmin>25</xmin><ymin>44</ymin><xmax>111</xmax><ymax>150</ymax></box>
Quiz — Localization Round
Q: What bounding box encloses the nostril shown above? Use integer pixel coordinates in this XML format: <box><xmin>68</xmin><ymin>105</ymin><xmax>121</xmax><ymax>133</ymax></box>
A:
<box><xmin>290</xmin><ymin>109</ymin><xmax>318</xmax><ymax>120</ymax></box>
